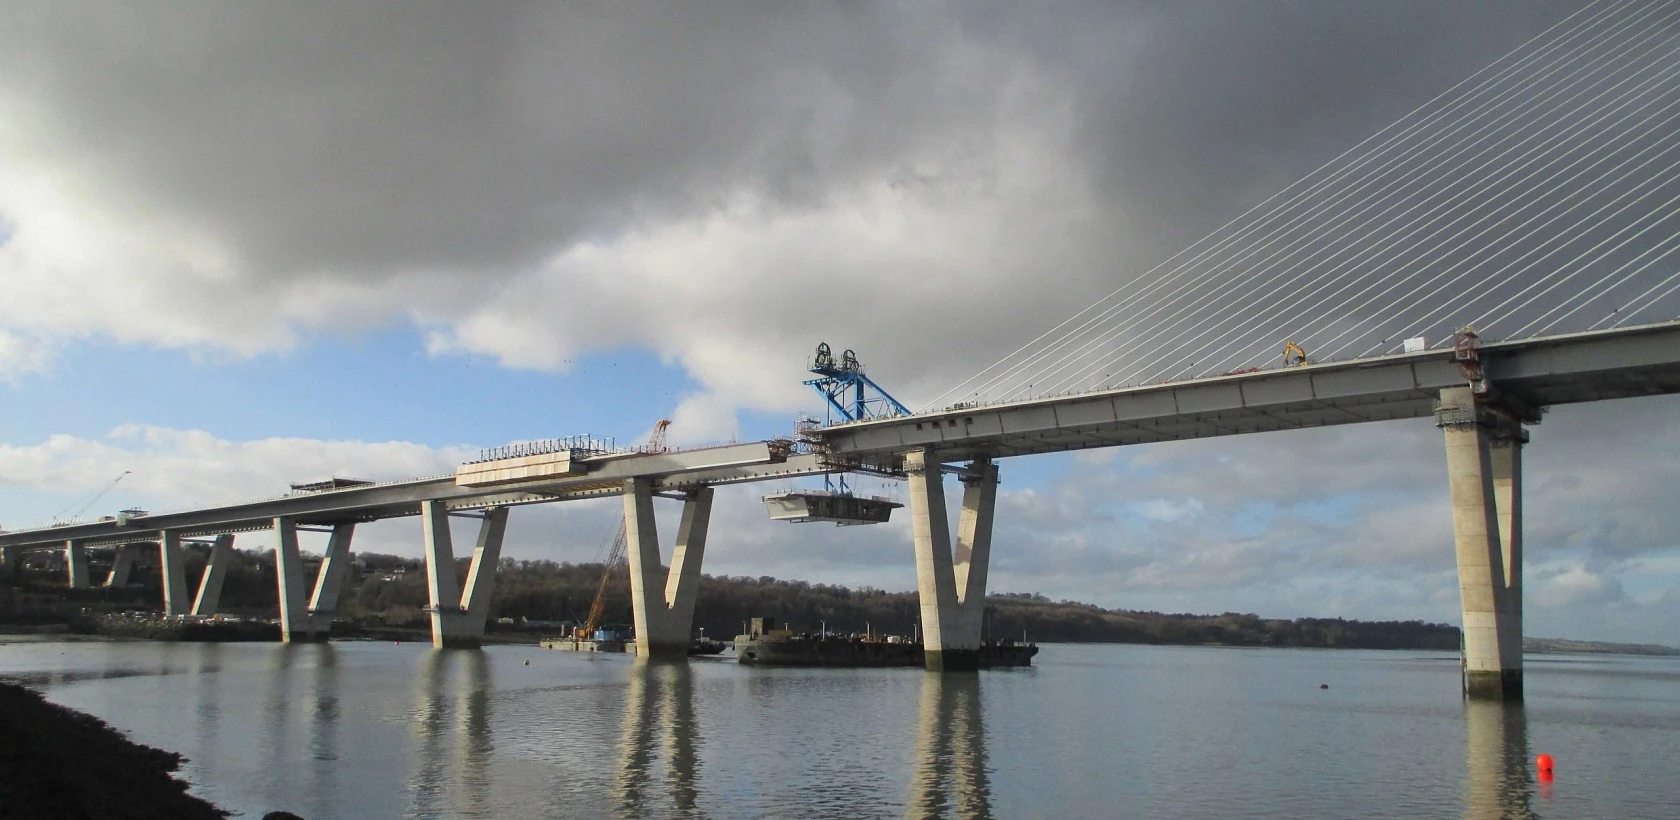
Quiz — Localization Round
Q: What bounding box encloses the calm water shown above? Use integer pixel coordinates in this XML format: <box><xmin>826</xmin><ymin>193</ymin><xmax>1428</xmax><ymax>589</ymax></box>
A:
<box><xmin>1</xmin><ymin>639</ymin><xmax>1676</xmax><ymax>819</ymax></box>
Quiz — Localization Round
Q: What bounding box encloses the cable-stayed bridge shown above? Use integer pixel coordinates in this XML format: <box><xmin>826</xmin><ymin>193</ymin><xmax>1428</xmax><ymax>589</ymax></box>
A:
<box><xmin>4</xmin><ymin>0</ymin><xmax>1679</xmax><ymax>699</ymax></box>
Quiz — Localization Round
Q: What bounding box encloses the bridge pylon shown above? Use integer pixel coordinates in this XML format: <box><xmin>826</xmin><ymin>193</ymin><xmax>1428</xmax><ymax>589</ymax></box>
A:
<box><xmin>104</xmin><ymin>543</ymin><xmax>139</xmax><ymax>588</ymax></box>
<box><xmin>420</xmin><ymin>502</ymin><xmax>510</xmax><ymax>649</ymax></box>
<box><xmin>1437</xmin><ymin>386</ymin><xmax>1527</xmax><ymax>701</ymax></box>
<box><xmin>905</xmin><ymin>449</ymin><xmax>998</xmax><ymax>672</ymax></box>
<box><xmin>306</xmin><ymin>524</ymin><xmax>357</xmax><ymax>631</ymax></box>
<box><xmin>190</xmin><ymin>534</ymin><xmax>235</xmax><ymax>617</ymax></box>
<box><xmin>623</xmin><ymin>479</ymin><xmax>714</xmax><ymax>659</ymax></box>
<box><xmin>159</xmin><ymin>530</ymin><xmax>191</xmax><ymax>617</ymax></box>
<box><xmin>64</xmin><ymin>540</ymin><xmax>89</xmax><ymax>589</ymax></box>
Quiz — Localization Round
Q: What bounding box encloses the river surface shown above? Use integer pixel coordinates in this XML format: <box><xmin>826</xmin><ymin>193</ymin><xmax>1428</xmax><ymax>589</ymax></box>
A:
<box><xmin>1</xmin><ymin>639</ymin><xmax>1676</xmax><ymax>819</ymax></box>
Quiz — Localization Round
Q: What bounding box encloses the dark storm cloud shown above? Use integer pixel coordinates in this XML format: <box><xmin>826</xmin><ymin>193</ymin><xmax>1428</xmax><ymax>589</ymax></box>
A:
<box><xmin>957</xmin><ymin>1</ymin><xmax>1591</xmax><ymax>251</ymax></box>
<box><xmin>0</xmin><ymin>2</ymin><xmax>1586</xmax><ymax>293</ymax></box>
<box><xmin>1</xmin><ymin>1</ymin><xmax>1021</xmax><ymax>278</ymax></box>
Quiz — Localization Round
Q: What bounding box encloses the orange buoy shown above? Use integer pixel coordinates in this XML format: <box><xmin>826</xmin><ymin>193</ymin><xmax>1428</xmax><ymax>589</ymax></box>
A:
<box><xmin>1536</xmin><ymin>754</ymin><xmax>1554</xmax><ymax>772</ymax></box>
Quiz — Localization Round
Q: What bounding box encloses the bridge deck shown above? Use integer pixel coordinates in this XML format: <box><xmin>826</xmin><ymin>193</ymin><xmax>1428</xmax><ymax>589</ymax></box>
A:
<box><xmin>809</xmin><ymin>321</ymin><xmax>1680</xmax><ymax>469</ymax></box>
<box><xmin>5</xmin><ymin>322</ymin><xmax>1676</xmax><ymax>550</ymax></box>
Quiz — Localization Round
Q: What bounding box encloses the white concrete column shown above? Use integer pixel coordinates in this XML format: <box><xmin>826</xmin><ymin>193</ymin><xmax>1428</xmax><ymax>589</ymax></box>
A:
<box><xmin>65</xmin><ymin>540</ymin><xmax>90</xmax><ymax>589</ymax></box>
<box><xmin>104</xmin><ymin>544</ymin><xmax>139</xmax><ymax>587</ymax></box>
<box><xmin>191</xmin><ymin>534</ymin><xmax>234</xmax><ymax>616</ymax></box>
<box><xmin>274</xmin><ymin>516</ymin><xmax>314</xmax><ymax>642</ymax></box>
<box><xmin>307</xmin><ymin>523</ymin><xmax>357</xmax><ymax>631</ymax></box>
<box><xmin>906</xmin><ymin>450</ymin><xmax>999</xmax><ymax>671</ymax></box>
<box><xmin>624</xmin><ymin>478</ymin><xmax>666</xmax><ymax>655</ymax></box>
<box><xmin>1438</xmin><ymin>387</ymin><xmax>1523</xmax><ymax>700</ymax></box>
<box><xmin>954</xmin><ymin>458</ymin><xmax>998</xmax><ymax>644</ymax></box>
<box><xmin>1489</xmin><ymin>436</ymin><xmax>1523</xmax><ymax>681</ymax></box>
<box><xmin>421</xmin><ymin>503</ymin><xmax>509</xmax><ymax>648</ymax></box>
<box><xmin>623</xmin><ymin>480</ymin><xmax>714</xmax><ymax>659</ymax></box>
<box><xmin>661</xmin><ymin>487</ymin><xmax>713</xmax><ymax>648</ymax></box>
<box><xmin>459</xmin><ymin>507</ymin><xmax>510</xmax><ymax>628</ymax></box>
<box><xmin>159</xmin><ymin>530</ymin><xmax>191</xmax><ymax>617</ymax></box>
<box><xmin>421</xmin><ymin>500</ymin><xmax>463</xmax><ymax>648</ymax></box>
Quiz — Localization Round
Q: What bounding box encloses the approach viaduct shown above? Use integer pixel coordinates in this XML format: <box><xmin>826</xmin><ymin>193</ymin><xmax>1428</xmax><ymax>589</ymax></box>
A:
<box><xmin>4</xmin><ymin>320</ymin><xmax>1679</xmax><ymax>700</ymax></box>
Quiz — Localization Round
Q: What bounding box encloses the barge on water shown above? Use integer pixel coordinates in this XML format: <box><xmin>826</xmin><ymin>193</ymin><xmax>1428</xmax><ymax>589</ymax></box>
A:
<box><xmin>732</xmin><ymin>618</ymin><xmax>1037</xmax><ymax>669</ymax></box>
<box><xmin>540</xmin><ymin>624</ymin><xmax>726</xmax><ymax>656</ymax></box>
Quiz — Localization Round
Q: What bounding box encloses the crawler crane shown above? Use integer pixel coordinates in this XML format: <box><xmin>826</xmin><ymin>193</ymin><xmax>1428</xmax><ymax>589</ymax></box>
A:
<box><xmin>575</xmin><ymin>419</ymin><xmax>670</xmax><ymax>642</ymax></box>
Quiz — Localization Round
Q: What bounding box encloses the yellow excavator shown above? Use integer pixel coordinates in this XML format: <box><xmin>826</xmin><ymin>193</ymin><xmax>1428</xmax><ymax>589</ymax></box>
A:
<box><xmin>575</xmin><ymin>419</ymin><xmax>671</xmax><ymax>643</ymax></box>
<box><xmin>1282</xmin><ymin>341</ymin><xmax>1309</xmax><ymax>367</ymax></box>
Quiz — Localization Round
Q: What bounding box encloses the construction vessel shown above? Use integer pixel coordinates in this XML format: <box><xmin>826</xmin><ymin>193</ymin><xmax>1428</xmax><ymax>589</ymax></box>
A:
<box><xmin>732</xmin><ymin>618</ymin><xmax>1038</xmax><ymax>668</ymax></box>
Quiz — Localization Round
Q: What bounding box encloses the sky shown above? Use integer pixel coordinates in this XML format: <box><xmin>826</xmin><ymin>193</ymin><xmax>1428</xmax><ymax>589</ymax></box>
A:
<box><xmin>3</xmin><ymin>1</ymin><xmax>1678</xmax><ymax>645</ymax></box>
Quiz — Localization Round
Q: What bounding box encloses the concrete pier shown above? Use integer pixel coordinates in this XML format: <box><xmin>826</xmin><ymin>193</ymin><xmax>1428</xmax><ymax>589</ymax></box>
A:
<box><xmin>190</xmin><ymin>534</ymin><xmax>234</xmax><ymax>616</ymax></box>
<box><xmin>624</xmin><ymin>480</ymin><xmax>714</xmax><ymax>659</ymax></box>
<box><xmin>274</xmin><ymin>516</ymin><xmax>315</xmax><ymax>641</ymax></box>
<box><xmin>158</xmin><ymin>531</ymin><xmax>191</xmax><ymax>617</ymax></box>
<box><xmin>420</xmin><ymin>501</ymin><xmax>509</xmax><ymax>648</ymax></box>
<box><xmin>459</xmin><ymin>509</ymin><xmax>509</xmax><ymax>632</ymax></box>
<box><xmin>65</xmin><ymin>540</ymin><xmax>89</xmax><ymax>589</ymax></box>
<box><xmin>1437</xmin><ymin>387</ymin><xmax>1526</xmax><ymax>700</ymax></box>
<box><xmin>104</xmin><ymin>544</ymin><xmax>139</xmax><ymax>588</ymax></box>
<box><xmin>307</xmin><ymin>523</ymin><xmax>357</xmax><ymax>632</ymax></box>
<box><xmin>906</xmin><ymin>450</ymin><xmax>998</xmax><ymax>672</ymax></box>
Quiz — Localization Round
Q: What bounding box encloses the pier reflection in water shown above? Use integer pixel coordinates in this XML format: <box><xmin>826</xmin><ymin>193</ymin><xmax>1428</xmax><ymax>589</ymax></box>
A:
<box><xmin>1463</xmin><ymin>701</ymin><xmax>1536</xmax><ymax>820</ymax></box>
<box><xmin>615</xmin><ymin>660</ymin><xmax>701</xmax><ymax>819</ymax></box>
<box><xmin>908</xmin><ymin>672</ymin><xmax>993</xmax><ymax>820</ymax></box>
<box><xmin>408</xmin><ymin>649</ymin><xmax>493</xmax><ymax>819</ymax></box>
<box><xmin>5</xmin><ymin>643</ymin><xmax>1677</xmax><ymax>818</ymax></box>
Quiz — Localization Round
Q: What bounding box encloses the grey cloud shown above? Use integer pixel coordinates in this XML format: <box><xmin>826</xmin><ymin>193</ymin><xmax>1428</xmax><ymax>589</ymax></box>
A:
<box><xmin>0</xmin><ymin>1</ymin><xmax>1605</xmax><ymax>388</ymax></box>
<box><xmin>0</xmin><ymin>1</ymin><xmax>1016</xmax><ymax>280</ymax></box>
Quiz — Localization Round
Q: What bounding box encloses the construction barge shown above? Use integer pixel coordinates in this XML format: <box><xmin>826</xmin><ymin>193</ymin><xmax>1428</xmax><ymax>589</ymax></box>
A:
<box><xmin>732</xmin><ymin>618</ymin><xmax>1038</xmax><ymax>668</ymax></box>
<box><xmin>540</xmin><ymin>624</ymin><xmax>726</xmax><ymax>656</ymax></box>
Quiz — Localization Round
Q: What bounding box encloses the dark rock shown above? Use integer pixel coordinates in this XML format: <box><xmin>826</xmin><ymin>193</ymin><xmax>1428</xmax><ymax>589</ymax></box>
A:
<box><xmin>0</xmin><ymin>681</ymin><xmax>228</xmax><ymax>819</ymax></box>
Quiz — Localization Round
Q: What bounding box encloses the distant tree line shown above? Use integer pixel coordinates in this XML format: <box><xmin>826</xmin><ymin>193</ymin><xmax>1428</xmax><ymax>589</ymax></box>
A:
<box><xmin>13</xmin><ymin>547</ymin><xmax>1461</xmax><ymax>650</ymax></box>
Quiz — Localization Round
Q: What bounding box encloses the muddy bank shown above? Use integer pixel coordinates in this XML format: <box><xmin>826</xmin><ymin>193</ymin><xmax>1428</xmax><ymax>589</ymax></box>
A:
<box><xmin>0</xmin><ymin>681</ymin><xmax>228</xmax><ymax>820</ymax></box>
<box><xmin>75</xmin><ymin>614</ymin><xmax>282</xmax><ymax>642</ymax></box>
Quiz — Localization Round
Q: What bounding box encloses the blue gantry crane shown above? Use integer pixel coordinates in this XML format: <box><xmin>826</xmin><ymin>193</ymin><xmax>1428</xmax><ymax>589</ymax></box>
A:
<box><xmin>803</xmin><ymin>342</ymin><xmax>910</xmax><ymax>424</ymax></box>
<box><xmin>763</xmin><ymin>343</ymin><xmax>907</xmax><ymax>526</ymax></box>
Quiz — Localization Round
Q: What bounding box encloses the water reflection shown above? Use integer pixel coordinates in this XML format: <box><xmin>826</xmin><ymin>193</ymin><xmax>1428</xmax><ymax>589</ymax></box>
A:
<box><xmin>259</xmin><ymin>644</ymin><xmax>305</xmax><ymax>813</ymax></box>
<box><xmin>908</xmin><ymin>673</ymin><xmax>993</xmax><ymax>820</ymax></box>
<box><xmin>307</xmin><ymin>644</ymin><xmax>341</xmax><ymax>804</ymax></box>
<box><xmin>614</xmin><ymin>660</ymin><xmax>701</xmax><ymax>819</ymax></box>
<box><xmin>407</xmin><ymin>650</ymin><xmax>494</xmax><ymax>819</ymax></box>
<box><xmin>1463</xmin><ymin>701</ymin><xmax>1537</xmax><ymax>820</ymax></box>
<box><xmin>192</xmin><ymin>644</ymin><xmax>224</xmax><ymax>773</ymax></box>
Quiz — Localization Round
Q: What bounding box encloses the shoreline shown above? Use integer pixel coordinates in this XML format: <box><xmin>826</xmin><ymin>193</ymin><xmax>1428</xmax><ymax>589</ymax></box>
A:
<box><xmin>0</xmin><ymin>680</ymin><xmax>232</xmax><ymax>819</ymax></box>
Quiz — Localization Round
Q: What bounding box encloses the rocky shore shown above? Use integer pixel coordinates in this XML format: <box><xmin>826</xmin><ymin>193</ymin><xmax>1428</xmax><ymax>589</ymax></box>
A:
<box><xmin>0</xmin><ymin>681</ymin><xmax>229</xmax><ymax>819</ymax></box>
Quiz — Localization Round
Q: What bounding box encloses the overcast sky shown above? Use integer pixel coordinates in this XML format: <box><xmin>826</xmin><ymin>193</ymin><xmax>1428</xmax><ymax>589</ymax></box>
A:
<box><xmin>3</xmin><ymin>1</ymin><xmax>1677</xmax><ymax>646</ymax></box>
